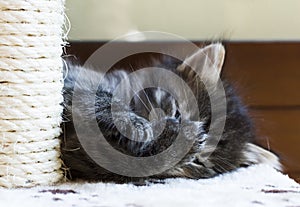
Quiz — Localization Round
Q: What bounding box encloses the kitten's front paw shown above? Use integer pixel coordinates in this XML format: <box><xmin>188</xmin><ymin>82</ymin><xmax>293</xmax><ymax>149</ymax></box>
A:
<box><xmin>113</xmin><ymin>113</ymin><xmax>153</xmax><ymax>143</ymax></box>
<box><xmin>130</xmin><ymin>115</ymin><xmax>154</xmax><ymax>143</ymax></box>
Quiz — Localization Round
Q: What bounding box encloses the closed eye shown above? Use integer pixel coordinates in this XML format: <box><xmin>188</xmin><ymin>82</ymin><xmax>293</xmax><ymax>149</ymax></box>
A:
<box><xmin>175</xmin><ymin>109</ymin><xmax>181</xmax><ymax>120</ymax></box>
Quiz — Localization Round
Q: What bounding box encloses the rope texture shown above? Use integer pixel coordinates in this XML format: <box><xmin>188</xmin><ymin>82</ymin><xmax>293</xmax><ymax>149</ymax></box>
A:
<box><xmin>0</xmin><ymin>0</ymin><xmax>65</xmax><ymax>187</ymax></box>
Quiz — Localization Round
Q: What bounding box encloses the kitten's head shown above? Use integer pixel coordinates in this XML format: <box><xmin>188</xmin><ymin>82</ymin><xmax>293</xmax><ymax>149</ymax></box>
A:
<box><xmin>119</xmin><ymin>44</ymin><xmax>226</xmax><ymax>159</ymax></box>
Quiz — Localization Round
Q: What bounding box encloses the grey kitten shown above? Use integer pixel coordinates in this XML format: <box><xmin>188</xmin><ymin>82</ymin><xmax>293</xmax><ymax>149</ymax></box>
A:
<box><xmin>62</xmin><ymin>43</ymin><xmax>281</xmax><ymax>183</ymax></box>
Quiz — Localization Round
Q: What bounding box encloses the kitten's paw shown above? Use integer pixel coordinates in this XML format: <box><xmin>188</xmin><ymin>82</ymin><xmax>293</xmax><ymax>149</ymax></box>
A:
<box><xmin>130</xmin><ymin>115</ymin><xmax>154</xmax><ymax>143</ymax></box>
<box><xmin>113</xmin><ymin>114</ymin><xmax>153</xmax><ymax>143</ymax></box>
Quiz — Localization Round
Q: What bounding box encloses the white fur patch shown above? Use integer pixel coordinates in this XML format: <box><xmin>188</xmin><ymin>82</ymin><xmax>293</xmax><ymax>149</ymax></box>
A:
<box><xmin>243</xmin><ymin>143</ymin><xmax>282</xmax><ymax>171</ymax></box>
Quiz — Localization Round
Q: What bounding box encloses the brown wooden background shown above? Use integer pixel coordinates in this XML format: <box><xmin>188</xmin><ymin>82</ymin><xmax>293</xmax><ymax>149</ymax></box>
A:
<box><xmin>66</xmin><ymin>41</ymin><xmax>300</xmax><ymax>182</ymax></box>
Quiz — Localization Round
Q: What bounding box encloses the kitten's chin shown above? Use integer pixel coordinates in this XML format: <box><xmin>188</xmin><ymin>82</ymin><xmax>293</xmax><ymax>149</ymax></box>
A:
<box><xmin>241</xmin><ymin>143</ymin><xmax>282</xmax><ymax>171</ymax></box>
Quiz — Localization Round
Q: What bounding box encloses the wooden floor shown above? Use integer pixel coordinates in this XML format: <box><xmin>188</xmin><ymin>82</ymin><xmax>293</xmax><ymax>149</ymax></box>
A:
<box><xmin>67</xmin><ymin>41</ymin><xmax>300</xmax><ymax>181</ymax></box>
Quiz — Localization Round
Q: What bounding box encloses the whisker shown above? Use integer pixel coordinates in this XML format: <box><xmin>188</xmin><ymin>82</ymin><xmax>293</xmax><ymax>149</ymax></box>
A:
<box><xmin>129</xmin><ymin>86</ymin><xmax>151</xmax><ymax>114</ymax></box>
<box><xmin>266</xmin><ymin>136</ymin><xmax>271</xmax><ymax>151</ymax></box>
<box><xmin>129</xmin><ymin>64</ymin><xmax>158</xmax><ymax>119</ymax></box>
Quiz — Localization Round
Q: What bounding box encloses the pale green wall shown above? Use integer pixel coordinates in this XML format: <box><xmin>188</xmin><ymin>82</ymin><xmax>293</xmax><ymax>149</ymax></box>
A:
<box><xmin>66</xmin><ymin>0</ymin><xmax>300</xmax><ymax>40</ymax></box>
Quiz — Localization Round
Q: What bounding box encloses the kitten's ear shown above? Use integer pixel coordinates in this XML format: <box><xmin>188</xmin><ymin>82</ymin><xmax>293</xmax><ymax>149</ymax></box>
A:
<box><xmin>178</xmin><ymin>43</ymin><xmax>225</xmax><ymax>84</ymax></box>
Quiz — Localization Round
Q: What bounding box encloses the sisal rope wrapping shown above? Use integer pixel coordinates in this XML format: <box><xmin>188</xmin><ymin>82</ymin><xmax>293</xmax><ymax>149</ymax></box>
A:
<box><xmin>0</xmin><ymin>0</ymin><xmax>66</xmax><ymax>187</ymax></box>
<box><xmin>0</xmin><ymin>58</ymin><xmax>63</xmax><ymax>71</ymax></box>
<box><xmin>0</xmin><ymin>150</ymin><xmax>61</xmax><ymax>164</ymax></box>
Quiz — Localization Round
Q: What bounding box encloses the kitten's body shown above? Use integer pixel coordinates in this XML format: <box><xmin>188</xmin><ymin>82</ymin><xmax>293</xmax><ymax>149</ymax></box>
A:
<box><xmin>62</xmin><ymin>44</ymin><xmax>280</xmax><ymax>183</ymax></box>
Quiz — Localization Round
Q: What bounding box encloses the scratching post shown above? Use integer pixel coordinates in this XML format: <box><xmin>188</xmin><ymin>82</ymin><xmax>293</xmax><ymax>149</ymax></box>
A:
<box><xmin>0</xmin><ymin>0</ymin><xmax>65</xmax><ymax>187</ymax></box>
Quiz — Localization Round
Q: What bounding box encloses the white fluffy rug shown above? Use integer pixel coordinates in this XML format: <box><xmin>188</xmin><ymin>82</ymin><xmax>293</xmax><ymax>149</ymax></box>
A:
<box><xmin>1</xmin><ymin>165</ymin><xmax>300</xmax><ymax>207</ymax></box>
